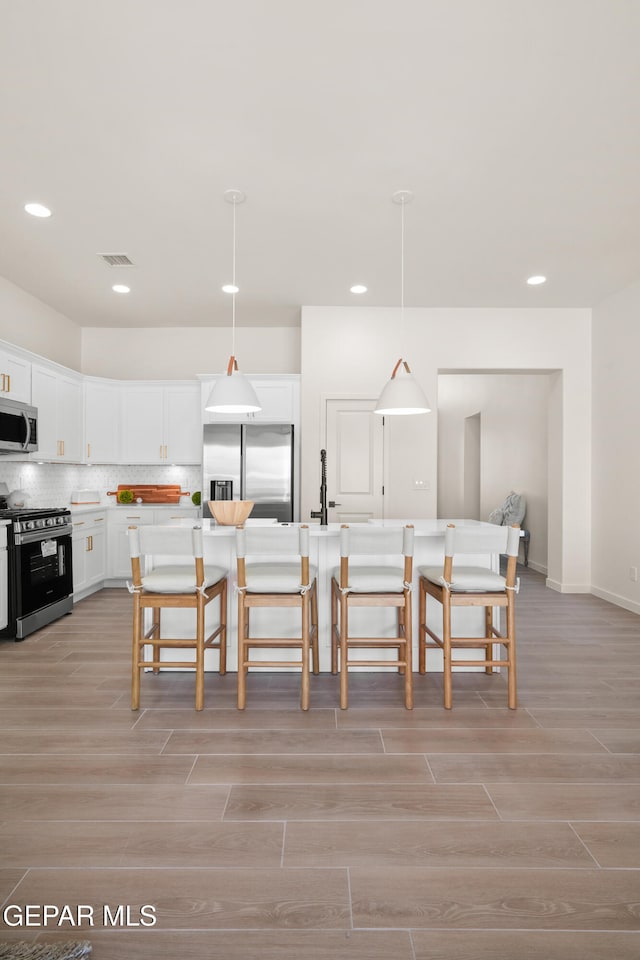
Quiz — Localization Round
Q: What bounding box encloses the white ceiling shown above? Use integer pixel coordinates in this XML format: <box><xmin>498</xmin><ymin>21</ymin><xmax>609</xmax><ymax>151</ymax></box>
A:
<box><xmin>1</xmin><ymin>0</ymin><xmax>639</xmax><ymax>329</ymax></box>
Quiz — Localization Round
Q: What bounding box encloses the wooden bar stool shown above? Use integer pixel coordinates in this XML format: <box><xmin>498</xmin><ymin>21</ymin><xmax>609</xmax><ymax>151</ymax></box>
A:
<box><xmin>235</xmin><ymin>524</ymin><xmax>319</xmax><ymax>710</ymax></box>
<box><xmin>418</xmin><ymin>523</ymin><xmax>520</xmax><ymax>709</ymax></box>
<box><xmin>331</xmin><ymin>524</ymin><xmax>414</xmax><ymax>710</ymax></box>
<box><xmin>128</xmin><ymin>524</ymin><xmax>227</xmax><ymax>711</ymax></box>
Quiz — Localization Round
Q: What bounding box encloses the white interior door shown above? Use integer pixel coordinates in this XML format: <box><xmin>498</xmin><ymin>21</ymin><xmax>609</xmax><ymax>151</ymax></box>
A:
<box><xmin>325</xmin><ymin>399</ymin><xmax>384</xmax><ymax>522</ymax></box>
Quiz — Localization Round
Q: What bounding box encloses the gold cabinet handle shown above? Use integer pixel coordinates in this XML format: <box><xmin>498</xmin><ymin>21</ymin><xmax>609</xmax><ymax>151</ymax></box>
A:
<box><xmin>87</xmin><ymin>442</ymin><xmax>91</xmax><ymax>459</ymax></box>
<box><xmin>0</xmin><ymin>373</ymin><xmax>4</xmax><ymax>392</ymax></box>
<box><xmin>6</xmin><ymin>375</ymin><xmax>10</xmax><ymax>393</ymax></box>
<box><xmin>61</xmin><ymin>439</ymin><xmax>65</xmax><ymax>456</ymax></box>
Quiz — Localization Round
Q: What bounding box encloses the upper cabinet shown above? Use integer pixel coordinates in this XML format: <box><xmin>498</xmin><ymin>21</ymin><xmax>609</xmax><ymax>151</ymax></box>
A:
<box><xmin>84</xmin><ymin>378</ymin><xmax>121</xmax><ymax>463</ymax></box>
<box><xmin>0</xmin><ymin>346</ymin><xmax>31</xmax><ymax>403</ymax></box>
<box><xmin>201</xmin><ymin>375</ymin><xmax>299</xmax><ymax>425</ymax></box>
<box><xmin>31</xmin><ymin>363</ymin><xmax>83</xmax><ymax>462</ymax></box>
<box><xmin>121</xmin><ymin>382</ymin><xmax>201</xmax><ymax>464</ymax></box>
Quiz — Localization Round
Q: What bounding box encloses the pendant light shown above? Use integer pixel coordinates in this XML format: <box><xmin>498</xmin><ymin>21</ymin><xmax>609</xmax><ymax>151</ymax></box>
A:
<box><xmin>205</xmin><ymin>189</ymin><xmax>262</xmax><ymax>414</ymax></box>
<box><xmin>374</xmin><ymin>190</ymin><xmax>431</xmax><ymax>416</ymax></box>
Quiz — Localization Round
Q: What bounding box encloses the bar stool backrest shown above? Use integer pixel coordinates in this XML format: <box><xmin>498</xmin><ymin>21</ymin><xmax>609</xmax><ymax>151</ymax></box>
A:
<box><xmin>236</xmin><ymin>524</ymin><xmax>310</xmax><ymax>559</ymax></box>
<box><xmin>128</xmin><ymin>524</ymin><xmax>204</xmax><ymax>560</ymax></box>
<box><xmin>339</xmin><ymin>524</ymin><xmax>415</xmax><ymax>558</ymax></box>
<box><xmin>444</xmin><ymin>523</ymin><xmax>520</xmax><ymax>559</ymax></box>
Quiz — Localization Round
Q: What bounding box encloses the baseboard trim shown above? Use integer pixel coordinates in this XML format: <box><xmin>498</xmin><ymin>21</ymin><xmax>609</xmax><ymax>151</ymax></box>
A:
<box><xmin>591</xmin><ymin>586</ymin><xmax>640</xmax><ymax>617</ymax></box>
<box><xmin>526</xmin><ymin>560</ymin><xmax>547</xmax><ymax>575</ymax></box>
<box><xmin>546</xmin><ymin>579</ymin><xmax>592</xmax><ymax>594</ymax></box>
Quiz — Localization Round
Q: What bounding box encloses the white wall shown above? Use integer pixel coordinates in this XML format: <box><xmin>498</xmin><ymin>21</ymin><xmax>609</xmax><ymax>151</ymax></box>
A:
<box><xmin>592</xmin><ymin>279</ymin><xmax>640</xmax><ymax>614</ymax></box>
<box><xmin>301</xmin><ymin>305</ymin><xmax>591</xmax><ymax>592</ymax></box>
<box><xmin>437</xmin><ymin>374</ymin><xmax>551</xmax><ymax>572</ymax></box>
<box><xmin>81</xmin><ymin>326</ymin><xmax>300</xmax><ymax>379</ymax></box>
<box><xmin>0</xmin><ymin>276</ymin><xmax>81</xmax><ymax>369</ymax></box>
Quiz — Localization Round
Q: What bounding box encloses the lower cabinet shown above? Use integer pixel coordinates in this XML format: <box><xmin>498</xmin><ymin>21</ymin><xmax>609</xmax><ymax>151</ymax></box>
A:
<box><xmin>72</xmin><ymin>511</ymin><xmax>107</xmax><ymax>600</ymax></box>
<box><xmin>107</xmin><ymin>507</ymin><xmax>200</xmax><ymax>580</ymax></box>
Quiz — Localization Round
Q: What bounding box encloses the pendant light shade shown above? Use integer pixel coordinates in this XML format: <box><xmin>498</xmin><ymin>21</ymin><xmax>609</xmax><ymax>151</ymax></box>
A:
<box><xmin>374</xmin><ymin>190</ymin><xmax>431</xmax><ymax>416</ymax></box>
<box><xmin>205</xmin><ymin>189</ymin><xmax>261</xmax><ymax>415</ymax></box>
<box><xmin>374</xmin><ymin>358</ymin><xmax>432</xmax><ymax>415</ymax></box>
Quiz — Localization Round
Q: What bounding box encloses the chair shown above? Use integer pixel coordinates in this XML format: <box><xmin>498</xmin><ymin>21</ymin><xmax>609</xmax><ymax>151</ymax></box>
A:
<box><xmin>128</xmin><ymin>524</ymin><xmax>227</xmax><ymax>711</ymax></box>
<box><xmin>331</xmin><ymin>524</ymin><xmax>414</xmax><ymax>710</ymax></box>
<box><xmin>418</xmin><ymin>523</ymin><xmax>520</xmax><ymax>709</ymax></box>
<box><xmin>236</xmin><ymin>524</ymin><xmax>319</xmax><ymax>710</ymax></box>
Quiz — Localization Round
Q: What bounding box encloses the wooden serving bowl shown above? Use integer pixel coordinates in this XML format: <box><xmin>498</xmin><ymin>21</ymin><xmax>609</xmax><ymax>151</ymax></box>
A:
<box><xmin>208</xmin><ymin>500</ymin><xmax>254</xmax><ymax>526</ymax></box>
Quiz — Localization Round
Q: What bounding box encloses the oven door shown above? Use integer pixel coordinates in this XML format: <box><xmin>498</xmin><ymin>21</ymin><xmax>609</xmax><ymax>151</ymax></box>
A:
<box><xmin>13</xmin><ymin>527</ymin><xmax>73</xmax><ymax>624</ymax></box>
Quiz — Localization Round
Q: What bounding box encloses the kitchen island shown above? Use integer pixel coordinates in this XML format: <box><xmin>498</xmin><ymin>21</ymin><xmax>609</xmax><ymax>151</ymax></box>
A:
<box><xmin>143</xmin><ymin>518</ymin><xmax>506</xmax><ymax>673</ymax></box>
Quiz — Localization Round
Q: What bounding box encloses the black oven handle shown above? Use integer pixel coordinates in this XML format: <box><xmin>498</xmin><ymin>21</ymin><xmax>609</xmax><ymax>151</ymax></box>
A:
<box><xmin>21</xmin><ymin>411</ymin><xmax>32</xmax><ymax>451</ymax></box>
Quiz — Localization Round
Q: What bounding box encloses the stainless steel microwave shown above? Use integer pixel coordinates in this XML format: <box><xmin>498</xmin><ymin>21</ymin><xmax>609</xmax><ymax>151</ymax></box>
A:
<box><xmin>0</xmin><ymin>397</ymin><xmax>38</xmax><ymax>454</ymax></box>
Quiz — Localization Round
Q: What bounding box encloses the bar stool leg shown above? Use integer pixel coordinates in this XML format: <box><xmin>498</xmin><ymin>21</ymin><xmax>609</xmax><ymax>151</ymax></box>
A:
<box><xmin>237</xmin><ymin>593</ymin><xmax>247</xmax><ymax>710</ymax></box>
<box><xmin>300</xmin><ymin>593</ymin><xmax>310</xmax><ymax>711</ymax></box>
<box><xmin>339</xmin><ymin>591</ymin><xmax>349</xmax><ymax>710</ymax></box>
<box><xmin>330</xmin><ymin>578</ymin><xmax>339</xmax><ymax>674</ymax></box>
<box><xmin>403</xmin><ymin>589</ymin><xmax>413</xmax><ymax>710</ymax></box>
<box><xmin>443</xmin><ymin>595</ymin><xmax>453</xmax><ymax>710</ymax></box>
<box><xmin>507</xmin><ymin>595</ymin><xmax>517</xmax><ymax>709</ymax></box>
<box><xmin>195</xmin><ymin>594</ymin><xmax>205</xmax><ymax>711</ymax></box>
<box><xmin>485</xmin><ymin>606</ymin><xmax>494</xmax><ymax>674</ymax></box>
<box><xmin>418</xmin><ymin>580</ymin><xmax>427</xmax><ymax>674</ymax></box>
<box><xmin>219</xmin><ymin>578</ymin><xmax>228</xmax><ymax>675</ymax></box>
<box><xmin>131</xmin><ymin>594</ymin><xmax>142</xmax><ymax>710</ymax></box>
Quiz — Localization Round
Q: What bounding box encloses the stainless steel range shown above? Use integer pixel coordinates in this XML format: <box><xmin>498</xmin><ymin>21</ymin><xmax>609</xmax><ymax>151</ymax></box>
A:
<box><xmin>0</xmin><ymin>505</ymin><xmax>73</xmax><ymax>640</ymax></box>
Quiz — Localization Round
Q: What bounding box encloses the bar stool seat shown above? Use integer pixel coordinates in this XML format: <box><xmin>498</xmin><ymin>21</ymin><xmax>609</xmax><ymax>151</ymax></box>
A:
<box><xmin>242</xmin><ymin>562</ymin><xmax>318</xmax><ymax>593</ymax></box>
<box><xmin>140</xmin><ymin>564</ymin><xmax>226</xmax><ymax>593</ymax></box>
<box><xmin>337</xmin><ymin>566</ymin><xmax>408</xmax><ymax>593</ymax></box>
<box><xmin>419</xmin><ymin>566</ymin><xmax>507</xmax><ymax>592</ymax></box>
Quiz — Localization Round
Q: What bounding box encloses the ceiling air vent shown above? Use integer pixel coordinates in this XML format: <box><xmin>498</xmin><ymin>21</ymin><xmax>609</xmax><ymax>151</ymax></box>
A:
<box><xmin>98</xmin><ymin>253</ymin><xmax>134</xmax><ymax>267</ymax></box>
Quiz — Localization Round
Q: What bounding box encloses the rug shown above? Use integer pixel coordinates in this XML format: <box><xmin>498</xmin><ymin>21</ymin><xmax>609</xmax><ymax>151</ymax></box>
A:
<box><xmin>0</xmin><ymin>944</ymin><xmax>91</xmax><ymax>960</ymax></box>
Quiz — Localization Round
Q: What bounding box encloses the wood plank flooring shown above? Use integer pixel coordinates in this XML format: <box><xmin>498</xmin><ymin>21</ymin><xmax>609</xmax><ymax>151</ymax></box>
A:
<box><xmin>1</xmin><ymin>565</ymin><xmax>639</xmax><ymax>958</ymax></box>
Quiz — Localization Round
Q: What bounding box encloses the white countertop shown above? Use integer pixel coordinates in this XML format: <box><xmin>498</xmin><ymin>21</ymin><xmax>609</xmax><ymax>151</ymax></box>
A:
<box><xmin>160</xmin><ymin>517</ymin><xmax>500</xmax><ymax>537</ymax></box>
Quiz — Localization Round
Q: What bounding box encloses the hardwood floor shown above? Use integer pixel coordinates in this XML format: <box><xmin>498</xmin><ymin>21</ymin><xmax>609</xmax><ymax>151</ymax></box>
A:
<box><xmin>1</xmin><ymin>565</ymin><xmax>640</xmax><ymax>958</ymax></box>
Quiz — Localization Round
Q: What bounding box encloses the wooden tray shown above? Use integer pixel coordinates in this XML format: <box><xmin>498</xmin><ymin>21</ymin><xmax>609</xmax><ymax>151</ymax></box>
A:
<box><xmin>107</xmin><ymin>484</ymin><xmax>191</xmax><ymax>504</ymax></box>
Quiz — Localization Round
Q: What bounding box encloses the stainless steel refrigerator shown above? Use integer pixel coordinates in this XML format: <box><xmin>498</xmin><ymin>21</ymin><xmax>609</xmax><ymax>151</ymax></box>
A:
<box><xmin>202</xmin><ymin>423</ymin><xmax>295</xmax><ymax>522</ymax></box>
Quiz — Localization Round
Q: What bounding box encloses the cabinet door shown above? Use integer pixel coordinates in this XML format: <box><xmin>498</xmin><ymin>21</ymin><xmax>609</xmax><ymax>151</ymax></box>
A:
<box><xmin>85</xmin><ymin>381</ymin><xmax>120</xmax><ymax>463</ymax></box>
<box><xmin>30</xmin><ymin>365</ymin><xmax>59</xmax><ymax>459</ymax></box>
<box><xmin>31</xmin><ymin>365</ymin><xmax>83</xmax><ymax>461</ymax></box>
<box><xmin>0</xmin><ymin>349</ymin><xmax>31</xmax><ymax>403</ymax></box>
<box><xmin>72</xmin><ymin>528</ymin><xmax>88</xmax><ymax>595</ymax></box>
<box><xmin>252</xmin><ymin>381</ymin><xmax>295</xmax><ymax>422</ymax></box>
<box><xmin>107</xmin><ymin>511</ymin><xmax>154</xmax><ymax>578</ymax></box>
<box><xmin>57</xmin><ymin>374</ymin><xmax>83</xmax><ymax>461</ymax></box>
<box><xmin>164</xmin><ymin>385</ymin><xmax>201</xmax><ymax>463</ymax></box>
<box><xmin>85</xmin><ymin>527</ymin><xmax>106</xmax><ymax>585</ymax></box>
<box><xmin>121</xmin><ymin>386</ymin><xmax>165</xmax><ymax>463</ymax></box>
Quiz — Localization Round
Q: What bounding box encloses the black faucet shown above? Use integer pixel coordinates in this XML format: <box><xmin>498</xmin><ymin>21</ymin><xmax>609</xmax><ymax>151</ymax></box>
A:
<box><xmin>310</xmin><ymin>449</ymin><xmax>328</xmax><ymax>525</ymax></box>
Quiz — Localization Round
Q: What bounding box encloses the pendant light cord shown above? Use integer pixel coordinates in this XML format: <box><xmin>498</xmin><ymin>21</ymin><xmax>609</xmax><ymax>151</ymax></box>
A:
<box><xmin>231</xmin><ymin>197</ymin><xmax>237</xmax><ymax>359</ymax></box>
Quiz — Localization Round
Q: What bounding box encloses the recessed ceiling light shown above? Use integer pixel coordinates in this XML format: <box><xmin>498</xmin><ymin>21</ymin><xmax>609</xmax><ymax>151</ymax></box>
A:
<box><xmin>527</xmin><ymin>275</ymin><xmax>547</xmax><ymax>285</ymax></box>
<box><xmin>222</xmin><ymin>284</ymin><xmax>239</xmax><ymax>294</ymax></box>
<box><xmin>350</xmin><ymin>284</ymin><xmax>367</xmax><ymax>294</ymax></box>
<box><xmin>112</xmin><ymin>284</ymin><xmax>130</xmax><ymax>294</ymax></box>
<box><xmin>24</xmin><ymin>202</ymin><xmax>51</xmax><ymax>218</ymax></box>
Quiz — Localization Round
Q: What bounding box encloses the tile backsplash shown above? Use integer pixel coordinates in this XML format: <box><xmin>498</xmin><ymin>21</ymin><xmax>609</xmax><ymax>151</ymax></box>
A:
<box><xmin>0</xmin><ymin>461</ymin><xmax>202</xmax><ymax>508</ymax></box>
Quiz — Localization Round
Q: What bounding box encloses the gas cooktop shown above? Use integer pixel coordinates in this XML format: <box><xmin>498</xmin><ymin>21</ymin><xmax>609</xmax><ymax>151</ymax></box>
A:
<box><xmin>0</xmin><ymin>506</ymin><xmax>70</xmax><ymax>520</ymax></box>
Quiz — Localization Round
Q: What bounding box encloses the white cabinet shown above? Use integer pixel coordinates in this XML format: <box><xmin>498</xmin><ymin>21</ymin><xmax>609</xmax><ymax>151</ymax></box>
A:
<box><xmin>0</xmin><ymin>346</ymin><xmax>31</xmax><ymax>403</ymax></box>
<box><xmin>0</xmin><ymin>524</ymin><xmax>8</xmax><ymax>630</ymax></box>
<box><xmin>84</xmin><ymin>379</ymin><xmax>121</xmax><ymax>463</ymax></box>
<box><xmin>201</xmin><ymin>375</ymin><xmax>299</xmax><ymax>424</ymax></box>
<box><xmin>72</xmin><ymin>511</ymin><xmax>107</xmax><ymax>599</ymax></box>
<box><xmin>121</xmin><ymin>382</ymin><xmax>201</xmax><ymax>464</ymax></box>
<box><xmin>107</xmin><ymin>506</ymin><xmax>200</xmax><ymax>579</ymax></box>
<box><xmin>31</xmin><ymin>364</ymin><xmax>83</xmax><ymax>462</ymax></box>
